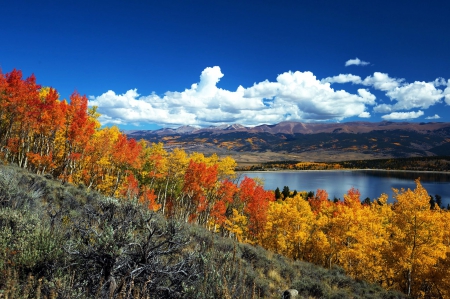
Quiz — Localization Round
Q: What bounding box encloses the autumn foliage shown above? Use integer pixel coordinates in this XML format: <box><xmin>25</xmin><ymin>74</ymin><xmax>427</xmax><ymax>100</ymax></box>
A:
<box><xmin>263</xmin><ymin>181</ymin><xmax>450</xmax><ymax>298</ymax></box>
<box><xmin>0</xmin><ymin>69</ymin><xmax>271</xmax><ymax>244</ymax></box>
<box><xmin>2</xmin><ymin>69</ymin><xmax>450</xmax><ymax>298</ymax></box>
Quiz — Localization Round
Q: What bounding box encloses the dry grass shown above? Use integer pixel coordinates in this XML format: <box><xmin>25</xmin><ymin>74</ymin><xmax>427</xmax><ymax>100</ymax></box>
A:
<box><xmin>230</xmin><ymin>150</ymin><xmax>388</xmax><ymax>166</ymax></box>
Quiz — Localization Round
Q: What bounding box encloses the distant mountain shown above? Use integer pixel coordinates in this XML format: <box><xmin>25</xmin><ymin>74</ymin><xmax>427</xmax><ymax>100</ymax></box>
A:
<box><xmin>126</xmin><ymin>121</ymin><xmax>450</xmax><ymax>161</ymax></box>
<box><xmin>128</xmin><ymin>121</ymin><xmax>450</xmax><ymax>136</ymax></box>
<box><xmin>126</xmin><ymin>123</ymin><xmax>250</xmax><ymax>136</ymax></box>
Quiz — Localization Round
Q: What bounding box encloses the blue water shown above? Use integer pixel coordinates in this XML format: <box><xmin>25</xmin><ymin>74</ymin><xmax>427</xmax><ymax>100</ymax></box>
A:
<box><xmin>240</xmin><ymin>170</ymin><xmax>450</xmax><ymax>207</ymax></box>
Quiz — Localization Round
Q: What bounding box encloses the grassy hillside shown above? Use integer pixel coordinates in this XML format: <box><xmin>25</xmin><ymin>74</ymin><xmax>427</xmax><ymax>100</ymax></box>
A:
<box><xmin>132</xmin><ymin>128</ymin><xmax>450</xmax><ymax>161</ymax></box>
<box><xmin>239</xmin><ymin>156</ymin><xmax>450</xmax><ymax>172</ymax></box>
<box><xmin>0</xmin><ymin>164</ymin><xmax>404</xmax><ymax>298</ymax></box>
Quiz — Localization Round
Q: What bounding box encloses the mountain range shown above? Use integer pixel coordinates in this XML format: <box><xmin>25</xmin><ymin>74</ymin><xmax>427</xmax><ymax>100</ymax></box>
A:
<box><xmin>126</xmin><ymin>121</ymin><xmax>450</xmax><ymax>163</ymax></box>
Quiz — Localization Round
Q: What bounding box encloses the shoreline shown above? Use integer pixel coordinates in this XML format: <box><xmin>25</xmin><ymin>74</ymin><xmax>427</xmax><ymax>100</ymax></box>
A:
<box><xmin>237</xmin><ymin>168</ymin><xmax>450</xmax><ymax>175</ymax></box>
<box><xmin>236</xmin><ymin>168</ymin><xmax>450</xmax><ymax>204</ymax></box>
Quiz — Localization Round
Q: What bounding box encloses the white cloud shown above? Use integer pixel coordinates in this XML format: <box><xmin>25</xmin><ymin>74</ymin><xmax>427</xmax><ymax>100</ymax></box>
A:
<box><xmin>89</xmin><ymin>67</ymin><xmax>377</xmax><ymax>127</ymax></box>
<box><xmin>362</xmin><ymin>72</ymin><xmax>402</xmax><ymax>91</ymax></box>
<box><xmin>364</xmin><ymin>74</ymin><xmax>444</xmax><ymax>114</ymax></box>
<box><xmin>381</xmin><ymin>110</ymin><xmax>424</xmax><ymax>120</ymax></box>
<box><xmin>444</xmin><ymin>79</ymin><xmax>450</xmax><ymax>105</ymax></box>
<box><xmin>385</xmin><ymin>81</ymin><xmax>443</xmax><ymax>110</ymax></box>
<box><xmin>321</xmin><ymin>74</ymin><xmax>362</xmax><ymax>84</ymax></box>
<box><xmin>358</xmin><ymin>112</ymin><xmax>371</xmax><ymax>118</ymax></box>
<box><xmin>373</xmin><ymin>104</ymin><xmax>393</xmax><ymax>113</ymax></box>
<box><xmin>89</xmin><ymin>66</ymin><xmax>450</xmax><ymax>128</ymax></box>
<box><xmin>434</xmin><ymin>77</ymin><xmax>447</xmax><ymax>87</ymax></box>
<box><xmin>357</xmin><ymin>89</ymin><xmax>376</xmax><ymax>104</ymax></box>
<box><xmin>426</xmin><ymin>114</ymin><xmax>440</xmax><ymax>120</ymax></box>
<box><xmin>345</xmin><ymin>58</ymin><xmax>370</xmax><ymax>66</ymax></box>
<box><xmin>236</xmin><ymin>70</ymin><xmax>374</xmax><ymax>121</ymax></box>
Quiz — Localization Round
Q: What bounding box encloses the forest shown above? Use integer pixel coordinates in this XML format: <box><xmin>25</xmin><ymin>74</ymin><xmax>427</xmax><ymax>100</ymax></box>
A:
<box><xmin>1</xmin><ymin>69</ymin><xmax>450</xmax><ymax>298</ymax></box>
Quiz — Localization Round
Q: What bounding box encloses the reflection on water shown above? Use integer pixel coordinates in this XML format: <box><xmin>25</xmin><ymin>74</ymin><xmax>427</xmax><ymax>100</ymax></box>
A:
<box><xmin>240</xmin><ymin>170</ymin><xmax>450</xmax><ymax>207</ymax></box>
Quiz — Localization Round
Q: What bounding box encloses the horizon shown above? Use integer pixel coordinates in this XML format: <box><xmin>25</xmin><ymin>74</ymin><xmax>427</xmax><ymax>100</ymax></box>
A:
<box><xmin>2</xmin><ymin>1</ymin><xmax>450</xmax><ymax>129</ymax></box>
<box><xmin>124</xmin><ymin>119</ymin><xmax>450</xmax><ymax>133</ymax></box>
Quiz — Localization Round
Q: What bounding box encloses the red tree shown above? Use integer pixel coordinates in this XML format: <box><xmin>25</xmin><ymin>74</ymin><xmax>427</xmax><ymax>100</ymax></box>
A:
<box><xmin>239</xmin><ymin>177</ymin><xmax>274</xmax><ymax>242</ymax></box>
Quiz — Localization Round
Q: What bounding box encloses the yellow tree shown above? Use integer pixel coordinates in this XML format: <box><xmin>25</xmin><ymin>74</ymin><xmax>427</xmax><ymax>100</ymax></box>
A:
<box><xmin>364</xmin><ymin>193</ymin><xmax>395</xmax><ymax>287</ymax></box>
<box><xmin>216</xmin><ymin>155</ymin><xmax>237</xmax><ymax>180</ymax></box>
<box><xmin>162</xmin><ymin>148</ymin><xmax>189</xmax><ymax>217</ymax></box>
<box><xmin>305</xmin><ymin>189</ymin><xmax>337</xmax><ymax>268</ymax></box>
<box><xmin>138</xmin><ymin>142</ymin><xmax>168</xmax><ymax>191</ymax></box>
<box><xmin>338</xmin><ymin>191</ymin><xmax>391</xmax><ymax>284</ymax></box>
<box><xmin>424</xmin><ymin>210</ymin><xmax>450</xmax><ymax>298</ymax></box>
<box><xmin>386</xmin><ymin>180</ymin><xmax>446</xmax><ymax>297</ymax></box>
<box><xmin>263</xmin><ymin>194</ymin><xmax>314</xmax><ymax>260</ymax></box>
<box><xmin>82</xmin><ymin>126</ymin><xmax>121</xmax><ymax>192</ymax></box>
<box><xmin>330</xmin><ymin>189</ymin><xmax>363</xmax><ymax>273</ymax></box>
<box><xmin>224</xmin><ymin>208</ymin><xmax>248</xmax><ymax>242</ymax></box>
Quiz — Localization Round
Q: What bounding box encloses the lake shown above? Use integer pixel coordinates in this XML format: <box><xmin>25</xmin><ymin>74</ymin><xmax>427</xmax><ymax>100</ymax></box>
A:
<box><xmin>240</xmin><ymin>170</ymin><xmax>450</xmax><ymax>207</ymax></box>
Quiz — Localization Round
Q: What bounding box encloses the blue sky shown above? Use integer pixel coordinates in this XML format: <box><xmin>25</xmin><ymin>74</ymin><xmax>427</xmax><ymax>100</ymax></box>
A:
<box><xmin>2</xmin><ymin>0</ymin><xmax>450</xmax><ymax>129</ymax></box>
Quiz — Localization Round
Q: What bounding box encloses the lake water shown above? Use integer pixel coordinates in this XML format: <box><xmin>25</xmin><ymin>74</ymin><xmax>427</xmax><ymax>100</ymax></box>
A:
<box><xmin>240</xmin><ymin>170</ymin><xmax>450</xmax><ymax>207</ymax></box>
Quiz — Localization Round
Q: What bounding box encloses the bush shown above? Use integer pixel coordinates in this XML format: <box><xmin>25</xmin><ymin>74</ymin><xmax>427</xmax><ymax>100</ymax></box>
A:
<box><xmin>0</xmin><ymin>167</ymin><xmax>43</xmax><ymax>210</ymax></box>
<box><xmin>0</xmin><ymin>164</ymin><xmax>409</xmax><ymax>298</ymax></box>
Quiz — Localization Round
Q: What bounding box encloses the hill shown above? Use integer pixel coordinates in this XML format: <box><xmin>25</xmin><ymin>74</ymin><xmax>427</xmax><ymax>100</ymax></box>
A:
<box><xmin>0</xmin><ymin>164</ymin><xmax>404</xmax><ymax>298</ymax></box>
<box><xmin>127</xmin><ymin>121</ymin><xmax>450</xmax><ymax>164</ymax></box>
<box><xmin>0</xmin><ymin>71</ymin><xmax>443</xmax><ymax>298</ymax></box>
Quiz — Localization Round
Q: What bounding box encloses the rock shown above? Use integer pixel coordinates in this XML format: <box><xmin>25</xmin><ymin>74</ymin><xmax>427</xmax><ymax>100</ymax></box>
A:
<box><xmin>282</xmin><ymin>289</ymin><xmax>299</xmax><ymax>298</ymax></box>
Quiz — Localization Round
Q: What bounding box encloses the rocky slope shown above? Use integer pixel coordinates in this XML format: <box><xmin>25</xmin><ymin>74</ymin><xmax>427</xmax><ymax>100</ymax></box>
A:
<box><xmin>126</xmin><ymin>121</ymin><xmax>450</xmax><ymax>163</ymax></box>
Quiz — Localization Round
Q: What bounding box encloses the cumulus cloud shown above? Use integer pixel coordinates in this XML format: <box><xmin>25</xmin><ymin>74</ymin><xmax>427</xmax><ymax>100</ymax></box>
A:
<box><xmin>245</xmin><ymin>71</ymin><xmax>375</xmax><ymax>121</ymax></box>
<box><xmin>362</xmin><ymin>72</ymin><xmax>402</xmax><ymax>91</ymax></box>
<box><xmin>385</xmin><ymin>81</ymin><xmax>443</xmax><ymax>110</ymax></box>
<box><xmin>381</xmin><ymin>110</ymin><xmax>424</xmax><ymax>120</ymax></box>
<box><xmin>444</xmin><ymin>79</ymin><xmax>450</xmax><ymax>105</ymax></box>
<box><xmin>373</xmin><ymin>104</ymin><xmax>393</xmax><ymax>113</ymax></box>
<box><xmin>89</xmin><ymin>67</ymin><xmax>377</xmax><ymax>127</ymax></box>
<box><xmin>434</xmin><ymin>77</ymin><xmax>447</xmax><ymax>87</ymax></box>
<box><xmin>345</xmin><ymin>58</ymin><xmax>370</xmax><ymax>66</ymax></box>
<box><xmin>88</xmin><ymin>66</ymin><xmax>450</xmax><ymax>128</ymax></box>
<box><xmin>426</xmin><ymin>114</ymin><xmax>440</xmax><ymax>120</ymax></box>
<box><xmin>364</xmin><ymin>73</ymin><xmax>445</xmax><ymax>115</ymax></box>
<box><xmin>321</xmin><ymin>74</ymin><xmax>362</xmax><ymax>84</ymax></box>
